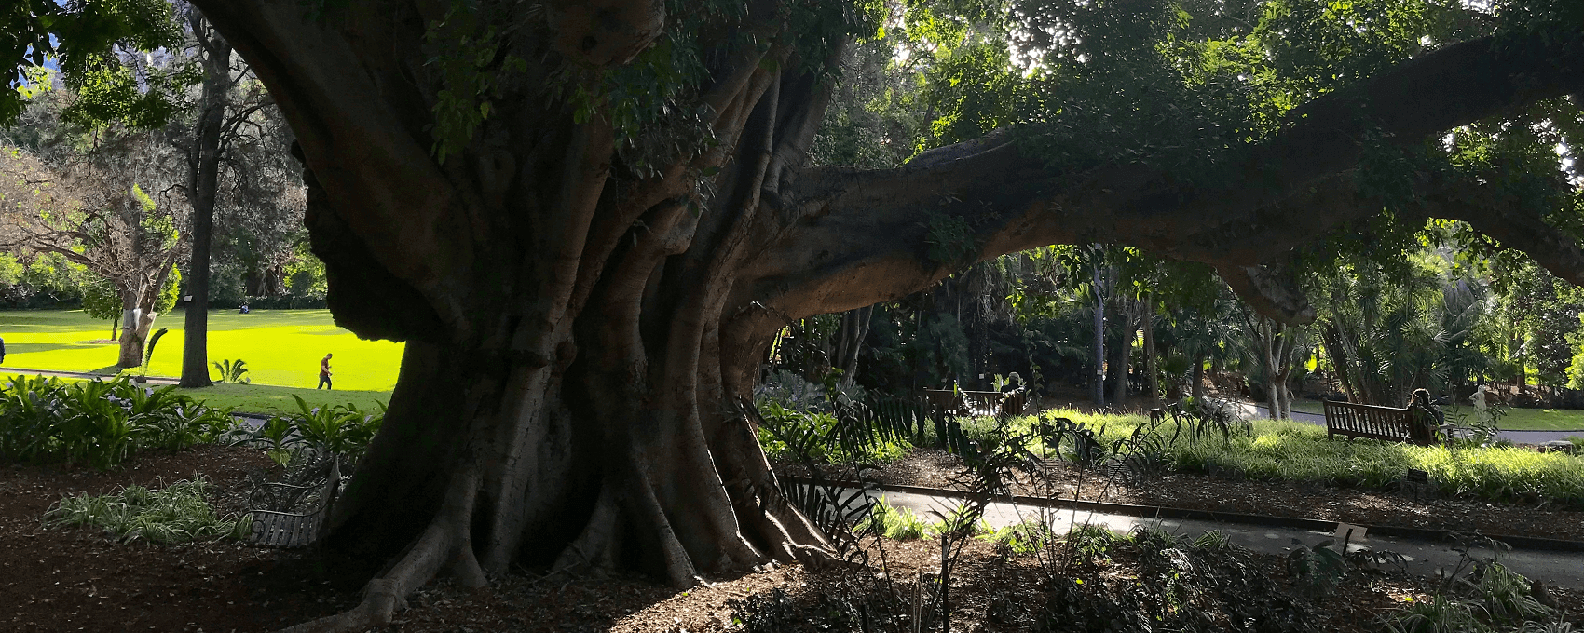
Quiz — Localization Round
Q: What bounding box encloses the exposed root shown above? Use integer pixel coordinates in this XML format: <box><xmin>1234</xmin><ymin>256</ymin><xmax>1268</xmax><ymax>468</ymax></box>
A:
<box><xmin>551</xmin><ymin>471</ymin><xmax>704</xmax><ymax>588</ymax></box>
<box><xmin>277</xmin><ymin>467</ymin><xmax>481</xmax><ymax>633</ymax></box>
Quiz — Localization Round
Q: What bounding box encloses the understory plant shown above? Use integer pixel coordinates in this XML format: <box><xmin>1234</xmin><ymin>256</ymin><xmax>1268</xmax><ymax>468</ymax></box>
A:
<box><xmin>227</xmin><ymin>395</ymin><xmax>386</xmax><ymax>465</ymax></box>
<box><xmin>0</xmin><ymin>375</ymin><xmax>237</xmax><ymax>469</ymax></box>
<box><xmin>212</xmin><ymin>358</ymin><xmax>251</xmax><ymax>384</ymax></box>
<box><xmin>44</xmin><ymin>477</ymin><xmax>252</xmax><ymax>544</ymax></box>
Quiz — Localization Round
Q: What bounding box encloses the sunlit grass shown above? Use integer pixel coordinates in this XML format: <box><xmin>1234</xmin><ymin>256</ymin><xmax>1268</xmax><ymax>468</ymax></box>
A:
<box><xmin>1290</xmin><ymin>397</ymin><xmax>1584</xmax><ymax>431</ymax></box>
<box><xmin>980</xmin><ymin>410</ymin><xmax>1584</xmax><ymax>506</ymax></box>
<box><xmin>0</xmin><ymin>308</ymin><xmax>402</xmax><ymax>391</ymax></box>
<box><xmin>0</xmin><ymin>372</ymin><xmax>390</xmax><ymax>417</ymax></box>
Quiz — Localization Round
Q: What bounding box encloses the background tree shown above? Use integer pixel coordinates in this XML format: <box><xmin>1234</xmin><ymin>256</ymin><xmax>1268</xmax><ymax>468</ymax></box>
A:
<box><xmin>81</xmin><ymin>275</ymin><xmax>122</xmax><ymax>340</ymax></box>
<box><xmin>2</xmin><ymin>121</ymin><xmax>189</xmax><ymax>367</ymax></box>
<box><xmin>166</xmin><ymin>4</ymin><xmax>303</xmax><ymax>387</ymax></box>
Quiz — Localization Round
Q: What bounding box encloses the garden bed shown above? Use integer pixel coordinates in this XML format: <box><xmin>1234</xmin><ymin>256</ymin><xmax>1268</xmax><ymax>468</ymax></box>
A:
<box><xmin>786</xmin><ymin>448</ymin><xmax>1584</xmax><ymax>543</ymax></box>
<box><xmin>5</xmin><ymin>443</ymin><xmax>1584</xmax><ymax>631</ymax></box>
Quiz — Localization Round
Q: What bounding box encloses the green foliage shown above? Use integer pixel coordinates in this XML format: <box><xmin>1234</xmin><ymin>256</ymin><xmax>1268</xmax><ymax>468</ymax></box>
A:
<box><xmin>1286</xmin><ymin>538</ymin><xmax>1347</xmax><ymax>596</ymax></box>
<box><xmin>230</xmin><ymin>396</ymin><xmax>385</xmax><ymax>462</ymax></box>
<box><xmin>857</xmin><ymin>496</ymin><xmax>929</xmax><ymax>540</ymax></box>
<box><xmin>1064</xmin><ymin>524</ymin><xmax>1119</xmax><ymax>567</ymax></box>
<box><xmin>45</xmin><ymin>477</ymin><xmax>251</xmax><ymax>544</ymax></box>
<box><xmin>754</xmin><ymin>399</ymin><xmax>909</xmax><ymax>464</ymax></box>
<box><xmin>1382</xmin><ymin>594</ymin><xmax>1488</xmax><ymax>633</ymax></box>
<box><xmin>141</xmin><ymin>326</ymin><xmax>167</xmax><ymax>370</ymax></box>
<box><xmin>420</xmin><ymin>0</ymin><xmax>528</xmax><ymax>164</ymax></box>
<box><xmin>154</xmin><ymin>264</ymin><xmax>179</xmax><ymax>314</ymax></box>
<box><xmin>985</xmin><ymin>410</ymin><xmax>1584</xmax><ymax>507</ymax></box>
<box><xmin>980</xmin><ymin>515</ymin><xmax>1056</xmax><ymax>555</ymax></box>
<box><xmin>922</xmin><ymin>211</ymin><xmax>978</xmax><ymax>269</ymax></box>
<box><xmin>3</xmin><ymin>0</ymin><xmax>188</xmax><ymax>128</ymax></box>
<box><xmin>927</xmin><ymin>502</ymin><xmax>992</xmax><ymax>538</ymax></box>
<box><xmin>80</xmin><ymin>276</ymin><xmax>120</xmax><ymax>323</ymax></box>
<box><xmin>212</xmin><ymin>358</ymin><xmax>251</xmax><ymax>384</ymax></box>
<box><xmin>0</xmin><ymin>375</ymin><xmax>235</xmax><ymax>469</ymax></box>
<box><xmin>1476</xmin><ymin>562</ymin><xmax>1551</xmax><ymax>624</ymax></box>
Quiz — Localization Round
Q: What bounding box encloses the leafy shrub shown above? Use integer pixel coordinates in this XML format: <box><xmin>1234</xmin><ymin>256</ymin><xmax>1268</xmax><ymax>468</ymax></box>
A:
<box><xmin>45</xmin><ymin>477</ymin><xmax>251</xmax><ymax>544</ymax></box>
<box><xmin>857</xmin><ymin>497</ymin><xmax>930</xmax><ymax>540</ymax></box>
<box><xmin>755</xmin><ymin>399</ymin><xmax>909</xmax><ymax>464</ymax></box>
<box><xmin>0</xmin><ymin>375</ymin><xmax>236</xmax><ymax>469</ymax></box>
<box><xmin>228</xmin><ymin>396</ymin><xmax>385</xmax><ymax>463</ymax></box>
<box><xmin>1287</xmin><ymin>538</ymin><xmax>1347</xmax><ymax>596</ymax></box>
<box><xmin>981</xmin><ymin>515</ymin><xmax>1055</xmax><ymax>555</ymax></box>
<box><xmin>926</xmin><ymin>503</ymin><xmax>991</xmax><ymax>538</ymax></box>
<box><xmin>1381</xmin><ymin>594</ymin><xmax>1488</xmax><ymax>633</ymax></box>
<box><xmin>1064</xmin><ymin>524</ymin><xmax>1119</xmax><ymax>567</ymax></box>
<box><xmin>212</xmin><ymin>358</ymin><xmax>251</xmax><ymax>384</ymax></box>
<box><xmin>1475</xmin><ymin>562</ymin><xmax>1551</xmax><ymax>623</ymax></box>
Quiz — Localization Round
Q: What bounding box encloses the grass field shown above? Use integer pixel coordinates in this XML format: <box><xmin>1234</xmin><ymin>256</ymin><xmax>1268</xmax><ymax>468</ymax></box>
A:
<box><xmin>1011</xmin><ymin>410</ymin><xmax>1584</xmax><ymax>505</ymax></box>
<box><xmin>0</xmin><ymin>372</ymin><xmax>391</xmax><ymax>416</ymax></box>
<box><xmin>0</xmin><ymin>308</ymin><xmax>403</xmax><ymax>391</ymax></box>
<box><xmin>1290</xmin><ymin>397</ymin><xmax>1584</xmax><ymax>431</ymax></box>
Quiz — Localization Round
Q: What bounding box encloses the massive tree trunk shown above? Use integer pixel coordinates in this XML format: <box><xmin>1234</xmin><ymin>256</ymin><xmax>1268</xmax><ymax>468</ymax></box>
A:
<box><xmin>184</xmin><ymin>2</ymin><xmax>1584</xmax><ymax>629</ymax></box>
<box><xmin>179</xmin><ymin>14</ymin><xmax>232</xmax><ymax>388</ymax></box>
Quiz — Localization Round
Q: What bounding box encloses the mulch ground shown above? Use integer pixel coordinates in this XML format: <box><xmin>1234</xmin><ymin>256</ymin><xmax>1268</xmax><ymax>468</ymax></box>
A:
<box><xmin>4</xmin><ymin>444</ymin><xmax>1583</xmax><ymax>632</ymax></box>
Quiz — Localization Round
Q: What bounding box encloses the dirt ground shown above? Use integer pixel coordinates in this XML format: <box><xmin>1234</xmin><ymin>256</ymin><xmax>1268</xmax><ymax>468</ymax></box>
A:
<box><xmin>4</xmin><ymin>444</ymin><xmax>1583</xmax><ymax>632</ymax></box>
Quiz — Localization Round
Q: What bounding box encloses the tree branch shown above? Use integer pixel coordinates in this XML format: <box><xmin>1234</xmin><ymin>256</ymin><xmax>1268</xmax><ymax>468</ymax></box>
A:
<box><xmin>746</xmin><ymin>29</ymin><xmax>1584</xmax><ymax>322</ymax></box>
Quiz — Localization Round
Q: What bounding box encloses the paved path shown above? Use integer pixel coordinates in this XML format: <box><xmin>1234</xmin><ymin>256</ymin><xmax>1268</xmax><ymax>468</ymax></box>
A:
<box><xmin>1221</xmin><ymin>399</ymin><xmax>1584</xmax><ymax>444</ymax></box>
<box><xmin>862</xmin><ymin>487</ymin><xmax>1584</xmax><ymax>589</ymax></box>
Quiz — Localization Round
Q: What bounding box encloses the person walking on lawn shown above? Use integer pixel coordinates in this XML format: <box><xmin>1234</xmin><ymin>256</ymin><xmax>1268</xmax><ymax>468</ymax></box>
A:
<box><xmin>318</xmin><ymin>353</ymin><xmax>333</xmax><ymax>390</ymax></box>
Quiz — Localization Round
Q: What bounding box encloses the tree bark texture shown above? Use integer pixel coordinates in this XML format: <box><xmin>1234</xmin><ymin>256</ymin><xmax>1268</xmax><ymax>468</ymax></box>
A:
<box><xmin>1142</xmin><ymin>294</ymin><xmax>1158</xmax><ymax>409</ymax></box>
<box><xmin>1111</xmin><ymin>302</ymin><xmax>1135</xmax><ymax>407</ymax></box>
<box><xmin>179</xmin><ymin>16</ymin><xmax>232</xmax><ymax>388</ymax></box>
<box><xmin>184</xmin><ymin>2</ymin><xmax>1584</xmax><ymax>629</ymax></box>
<box><xmin>1091</xmin><ymin>259</ymin><xmax>1107</xmax><ymax>407</ymax></box>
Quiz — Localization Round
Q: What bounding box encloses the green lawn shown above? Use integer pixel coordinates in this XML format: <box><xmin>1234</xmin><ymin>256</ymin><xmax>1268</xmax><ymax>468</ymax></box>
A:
<box><xmin>1292</xmin><ymin>397</ymin><xmax>1584</xmax><ymax>431</ymax></box>
<box><xmin>170</xmin><ymin>382</ymin><xmax>390</xmax><ymax>415</ymax></box>
<box><xmin>1011</xmin><ymin>410</ymin><xmax>1584</xmax><ymax>505</ymax></box>
<box><xmin>0</xmin><ymin>372</ymin><xmax>391</xmax><ymax>416</ymax></box>
<box><xmin>0</xmin><ymin>308</ymin><xmax>403</xmax><ymax>391</ymax></box>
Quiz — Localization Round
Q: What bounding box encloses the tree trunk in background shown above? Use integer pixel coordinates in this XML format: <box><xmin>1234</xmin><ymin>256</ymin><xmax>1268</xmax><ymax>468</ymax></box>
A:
<box><xmin>1092</xmin><ymin>258</ymin><xmax>1107</xmax><ymax>407</ymax></box>
<box><xmin>1273</xmin><ymin>324</ymin><xmax>1294</xmax><ymax>419</ymax></box>
<box><xmin>179</xmin><ymin>16</ymin><xmax>231</xmax><ymax>388</ymax></box>
<box><xmin>1142</xmin><ymin>294</ymin><xmax>1158</xmax><ymax>409</ymax></box>
<box><xmin>833</xmin><ymin>305</ymin><xmax>872</xmax><ymax>380</ymax></box>
<box><xmin>1191</xmin><ymin>353</ymin><xmax>1206</xmax><ymax>402</ymax></box>
<box><xmin>1111</xmin><ymin>301</ymin><xmax>1134</xmax><ymax>407</ymax></box>
<box><xmin>1320</xmin><ymin>324</ymin><xmax>1355</xmax><ymax>403</ymax></box>
<box><xmin>118</xmin><ymin>308</ymin><xmax>157</xmax><ymax>368</ymax></box>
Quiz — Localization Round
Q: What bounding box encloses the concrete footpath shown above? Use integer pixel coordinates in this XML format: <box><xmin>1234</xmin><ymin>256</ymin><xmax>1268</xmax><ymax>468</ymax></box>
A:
<box><xmin>862</xmin><ymin>487</ymin><xmax>1584</xmax><ymax>589</ymax></box>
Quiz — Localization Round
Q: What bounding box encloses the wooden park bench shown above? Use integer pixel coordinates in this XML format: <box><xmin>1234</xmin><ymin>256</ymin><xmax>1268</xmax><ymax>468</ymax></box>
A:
<box><xmin>246</xmin><ymin>460</ymin><xmax>341</xmax><ymax>548</ymax></box>
<box><xmin>921</xmin><ymin>388</ymin><xmax>1029</xmax><ymax>417</ymax></box>
<box><xmin>1322</xmin><ymin>400</ymin><xmax>1435</xmax><ymax>446</ymax></box>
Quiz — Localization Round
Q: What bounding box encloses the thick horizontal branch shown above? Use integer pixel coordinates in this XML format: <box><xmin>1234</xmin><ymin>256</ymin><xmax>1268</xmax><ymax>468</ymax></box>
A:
<box><xmin>743</xmin><ymin>28</ymin><xmax>1584</xmax><ymax>321</ymax></box>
